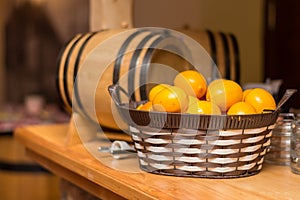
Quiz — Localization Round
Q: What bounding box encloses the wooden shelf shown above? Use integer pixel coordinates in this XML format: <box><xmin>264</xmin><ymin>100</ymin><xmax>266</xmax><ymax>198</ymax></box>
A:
<box><xmin>15</xmin><ymin>123</ymin><xmax>300</xmax><ymax>200</ymax></box>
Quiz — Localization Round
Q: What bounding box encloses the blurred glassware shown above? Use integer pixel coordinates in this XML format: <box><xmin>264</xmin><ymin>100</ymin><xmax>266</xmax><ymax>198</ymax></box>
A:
<box><xmin>291</xmin><ymin>117</ymin><xmax>300</xmax><ymax>174</ymax></box>
<box><xmin>265</xmin><ymin>113</ymin><xmax>295</xmax><ymax>165</ymax></box>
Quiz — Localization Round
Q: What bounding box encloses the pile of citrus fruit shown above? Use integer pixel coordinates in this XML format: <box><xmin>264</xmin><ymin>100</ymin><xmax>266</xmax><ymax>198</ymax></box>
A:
<box><xmin>136</xmin><ymin>70</ymin><xmax>276</xmax><ymax>115</ymax></box>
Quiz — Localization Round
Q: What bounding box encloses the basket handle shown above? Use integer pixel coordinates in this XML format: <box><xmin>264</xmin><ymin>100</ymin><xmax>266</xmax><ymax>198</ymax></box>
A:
<box><xmin>108</xmin><ymin>84</ymin><xmax>130</xmax><ymax>107</ymax></box>
<box><xmin>275</xmin><ymin>89</ymin><xmax>297</xmax><ymax>112</ymax></box>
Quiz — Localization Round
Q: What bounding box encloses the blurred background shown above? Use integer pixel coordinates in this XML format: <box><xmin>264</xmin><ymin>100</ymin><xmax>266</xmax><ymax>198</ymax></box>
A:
<box><xmin>0</xmin><ymin>0</ymin><xmax>290</xmax><ymax>104</ymax></box>
<box><xmin>0</xmin><ymin>0</ymin><xmax>300</xmax><ymax>107</ymax></box>
<box><xmin>1</xmin><ymin>0</ymin><xmax>299</xmax><ymax>109</ymax></box>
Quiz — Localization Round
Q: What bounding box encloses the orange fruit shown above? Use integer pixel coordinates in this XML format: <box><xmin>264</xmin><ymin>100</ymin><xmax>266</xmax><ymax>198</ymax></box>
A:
<box><xmin>242</xmin><ymin>89</ymin><xmax>253</xmax><ymax>101</ymax></box>
<box><xmin>244</xmin><ymin>88</ymin><xmax>276</xmax><ymax>113</ymax></box>
<box><xmin>186</xmin><ymin>100</ymin><xmax>221</xmax><ymax>115</ymax></box>
<box><xmin>227</xmin><ymin>102</ymin><xmax>257</xmax><ymax>115</ymax></box>
<box><xmin>152</xmin><ymin>86</ymin><xmax>189</xmax><ymax>113</ymax></box>
<box><xmin>148</xmin><ymin>84</ymin><xmax>170</xmax><ymax>102</ymax></box>
<box><xmin>136</xmin><ymin>101</ymin><xmax>153</xmax><ymax>111</ymax></box>
<box><xmin>188</xmin><ymin>96</ymin><xmax>199</xmax><ymax>107</ymax></box>
<box><xmin>173</xmin><ymin>70</ymin><xmax>207</xmax><ymax>99</ymax></box>
<box><xmin>206</xmin><ymin>79</ymin><xmax>243</xmax><ymax>111</ymax></box>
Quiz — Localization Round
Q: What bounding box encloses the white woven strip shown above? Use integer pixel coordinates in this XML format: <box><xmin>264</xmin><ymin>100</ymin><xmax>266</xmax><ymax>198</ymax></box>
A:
<box><xmin>241</xmin><ymin>145</ymin><xmax>261</xmax><ymax>153</ymax></box>
<box><xmin>208</xmin><ymin>167</ymin><xmax>236</xmax><ymax>173</ymax></box>
<box><xmin>208</xmin><ymin>157</ymin><xmax>238</xmax><ymax>164</ymax></box>
<box><xmin>209</xmin><ymin>148</ymin><xmax>239</xmax><ymax>155</ymax></box>
<box><xmin>177</xmin><ymin>165</ymin><xmax>206</xmax><ymax>172</ymax></box>
<box><xmin>175</xmin><ymin>148</ymin><xmax>206</xmax><ymax>154</ymax></box>
<box><xmin>149</xmin><ymin>163</ymin><xmax>173</xmax><ymax>170</ymax></box>
<box><xmin>237</xmin><ymin>163</ymin><xmax>256</xmax><ymax>170</ymax></box>
<box><xmin>176</xmin><ymin>156</ymin><xmax>206</xmax><ymax>163</ymax></box>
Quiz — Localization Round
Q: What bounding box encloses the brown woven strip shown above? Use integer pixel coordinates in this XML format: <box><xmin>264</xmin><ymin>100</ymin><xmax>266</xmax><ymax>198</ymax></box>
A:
<box><xmin>121</xmin><ymin>105</ymin><xmax>278</xmax><ymax>129</ymax></box>
<box><xmin>139</xmin><ymin>154</ymin><xmax>264</xmax><ymax>168</ymax></box>
<box><xmin>133</xmin><ymin>134</ymin><xmax>271</xmax><ymax>150</ymax></box>
<box><xmin>132</xmin><ymin>127</ymin><xmax>271</xmax><ymax>140</ymax></box>
<box><xmin>139</xmin><ymin>164</ymin><xmax>262</xmax><ymax>178</ymax></box>
<box><xmin>136</xmin><ymin>143</ymin><xmax>267</xmax><ymax>159</ymax></box>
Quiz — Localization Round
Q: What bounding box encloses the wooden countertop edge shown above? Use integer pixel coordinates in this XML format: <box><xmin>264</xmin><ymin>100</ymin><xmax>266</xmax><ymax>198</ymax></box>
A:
<box><xmin>14</xmin><ymin>124</ymin><xmax>300</xmax><ymax>200</ymax></box>
<box><xmin>25</xmin><ymin>147</ymin><xmax>125</xmax><ymax>200</ymax></box>
<box><xmin>13</xmin><ymin>124</ymin><xmax>168</xmax><ymax>200</ymax></box>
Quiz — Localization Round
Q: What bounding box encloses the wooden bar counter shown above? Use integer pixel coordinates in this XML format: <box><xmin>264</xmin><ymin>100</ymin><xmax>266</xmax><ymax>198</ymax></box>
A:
<box><xmin>15</xmin><ymin>123</ymin><xmax>300</xmax><ymax>200</ymax></box>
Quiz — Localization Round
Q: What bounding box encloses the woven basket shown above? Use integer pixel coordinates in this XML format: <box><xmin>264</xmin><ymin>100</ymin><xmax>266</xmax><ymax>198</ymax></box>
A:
<box><xmin>109</xmin><ymin>85</ymin><xmax>279</xmax><ymax>178</ymax></box>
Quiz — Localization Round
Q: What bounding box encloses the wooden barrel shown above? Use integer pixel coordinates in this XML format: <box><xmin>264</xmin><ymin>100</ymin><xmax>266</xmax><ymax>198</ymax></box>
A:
<box><xmin>0</xmin><ymin>134</ymin><xmax>60</xmax><ymax>200</ymax></box>
<box><xmin>57</xmin><ymin>28</ymin><xmax>194</xmax><ymax>130</ymax></box>
<box><xmin>178</xmin><ymin>29</ymin><xmax>240</xmax><ymax>83</ymax></box>
<box><xmin>56</xmin><ymin>28</ymin><xmax>240</xmax><ymax>130</ymax></box>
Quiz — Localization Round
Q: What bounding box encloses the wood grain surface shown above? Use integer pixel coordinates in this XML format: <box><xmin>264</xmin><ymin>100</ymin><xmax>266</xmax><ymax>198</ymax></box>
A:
<box><xmin>15</xmin><ymin>123</ymin><xmax>300</xmax><ymax>200</ymax></box>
